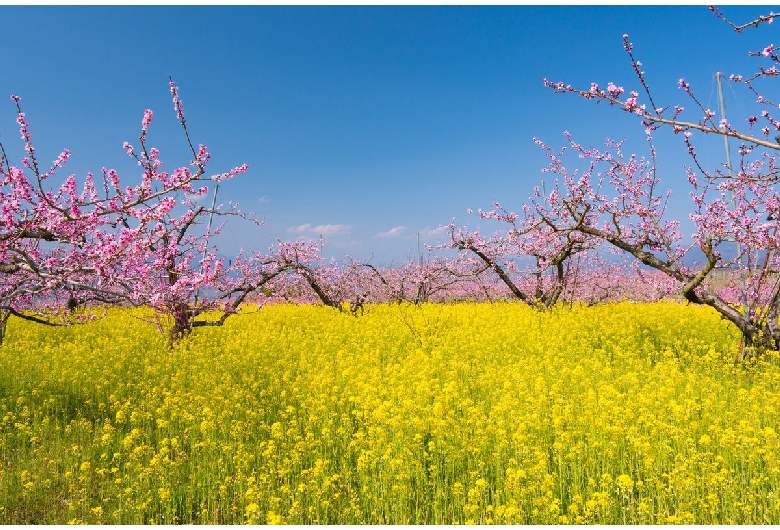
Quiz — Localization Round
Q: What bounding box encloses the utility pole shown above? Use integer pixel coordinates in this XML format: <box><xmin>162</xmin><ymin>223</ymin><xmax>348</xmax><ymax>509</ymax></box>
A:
<box><xmin>191</xmin><ymin>182</ymin><xmax>219</xmax><ymax>330</ymax></box>
<box><xmin>716</xmin><ymin>71</ymin><xmax>750</xmax><ymax>356</ymax></box>
<box><xmin>417</xmin><ymin>231</ymin><xmax>423</xmax><ymax>266</ymax></box>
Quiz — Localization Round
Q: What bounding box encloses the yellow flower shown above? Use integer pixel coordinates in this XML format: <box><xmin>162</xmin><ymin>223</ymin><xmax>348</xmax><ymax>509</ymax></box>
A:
<box><xmin>267</xmin><ymin>511</ymin><xmax>284</xmax><ymax>525</ymax></box>
<box><xmin>615</xmin><ymin>474</ymin><xmax>634</xmax><ymax>491</ymax></box>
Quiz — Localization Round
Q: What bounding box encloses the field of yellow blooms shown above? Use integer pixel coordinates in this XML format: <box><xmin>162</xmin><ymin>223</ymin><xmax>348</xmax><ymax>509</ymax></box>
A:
<box><xmin>2</xmin><ymin>301</ymin><xmax>780</xmax><ymax>524</ymax></box>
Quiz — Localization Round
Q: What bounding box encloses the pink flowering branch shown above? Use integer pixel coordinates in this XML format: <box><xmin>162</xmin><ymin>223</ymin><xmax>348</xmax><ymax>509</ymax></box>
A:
<box><xmin>440</xmin><ymin>189</ymin><xmax>595</xmax><ymax>308</ymax></box>
<box><xmin>0</xmin><ymin>80</ymin><xmax>265</xmax><ymax>345</ymax></box>
<box><xmin>708</xmin><ymin>5</ymin><xmax>779</xmax><ymax>33</ymax></box>
<box><xmin>544</xmin><ymin>8</ymin><xmax>780</xmax><ymax>157</ymax></box>
<box><xmin>538</xmin><ymin>6</ymin><xmax>780</xmax><ymax>357</ymax></box>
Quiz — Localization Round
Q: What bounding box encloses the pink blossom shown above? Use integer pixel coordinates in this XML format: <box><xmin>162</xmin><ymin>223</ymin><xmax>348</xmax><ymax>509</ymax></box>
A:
<box><xmin>141</xmin><ymin>109</ymin><xmax>153</xmax><ymax>133</ymax></box>
<box><xmin>606</xmin><ymin>82</ymin><xmax>624</xmax><ymax>98</ymax></box>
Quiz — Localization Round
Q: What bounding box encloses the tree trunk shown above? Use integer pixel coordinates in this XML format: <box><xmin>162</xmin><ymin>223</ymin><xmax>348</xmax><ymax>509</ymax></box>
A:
<box><xmin>168</xmin><ymin>303</ymin><xmax>193</xmax><ymax>348</ymax></box>
<box><xmin>0</xmin><ymin>309</ymin><xmax>9</xmax><ymax>346</ymax></box>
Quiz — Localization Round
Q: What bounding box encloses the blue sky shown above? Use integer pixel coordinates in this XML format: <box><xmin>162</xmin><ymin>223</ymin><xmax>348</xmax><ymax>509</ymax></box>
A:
<box><xmin>1</xmin><ymin>5</ymin><xmax>777</xmax><ymax>264</ymax></box>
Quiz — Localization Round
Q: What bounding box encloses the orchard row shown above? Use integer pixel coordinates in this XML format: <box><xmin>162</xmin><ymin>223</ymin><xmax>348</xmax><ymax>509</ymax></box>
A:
<box><xmin>1</xmin><ymin>8</ymin><xmax>779</xmax><ymax>353</ymax></box>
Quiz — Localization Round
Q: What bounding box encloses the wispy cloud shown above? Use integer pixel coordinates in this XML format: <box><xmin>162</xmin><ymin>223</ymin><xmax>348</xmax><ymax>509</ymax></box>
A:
<box><xmin>419</xmin><ymin>226</ymin><xmax>447</xmax><ymax>238</ymax></box>
<box><xmin>287</xmin><ymin>223</ymin><xmax>352</xmax><ymax>237</ymax></box>
<box><xmin>375</xmin><ymin>226</ymin><xmax>406</xmax><ymax>238</ymax></box>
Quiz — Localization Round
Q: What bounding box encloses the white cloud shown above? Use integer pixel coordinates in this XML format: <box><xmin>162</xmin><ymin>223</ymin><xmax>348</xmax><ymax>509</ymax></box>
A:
<box><xmin>375</xmin><ymin>226</ymin><xmax>406</xmax><ymax>238</ymax></box>
<box><xmin>287</xmin><ymin>223</ymin><xmax>351</xmax><ymax>236</ymax></box>
<box><xmin>420</xmin><ymin>226</ymin><xmax>447</xmax><ymax>238</ymax></box>
<box><xmin>288</xmin><ymin>223</ymin><xmax>313</xmax><ymax>234</ymax></box>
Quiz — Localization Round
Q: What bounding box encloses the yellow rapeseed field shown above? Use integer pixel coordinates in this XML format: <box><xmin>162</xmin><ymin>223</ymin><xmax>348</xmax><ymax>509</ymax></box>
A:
<box><xmin>1</xmin><ymin>301</ymin><xmax>779</xmax><ymax>524</ymax></box>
